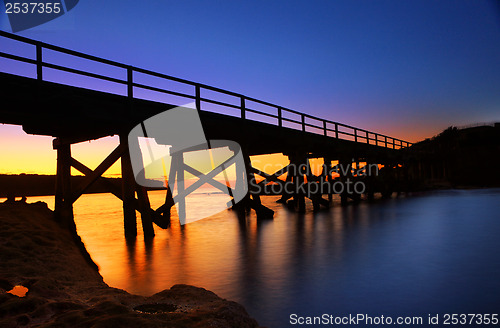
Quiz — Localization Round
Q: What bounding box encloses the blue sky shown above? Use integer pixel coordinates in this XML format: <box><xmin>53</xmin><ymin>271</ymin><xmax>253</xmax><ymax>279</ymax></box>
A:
<box><xmin>1</xmin><ymin>0</ymin><xmax>499</xmax><ymax>141</ymax></box>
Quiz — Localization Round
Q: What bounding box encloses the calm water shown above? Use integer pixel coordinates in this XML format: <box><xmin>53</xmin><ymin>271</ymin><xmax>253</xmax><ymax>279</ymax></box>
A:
<box><xmin>21</xmin><ymin>189</ymin><xmax>500</xmax><ymax>327</ymax></box>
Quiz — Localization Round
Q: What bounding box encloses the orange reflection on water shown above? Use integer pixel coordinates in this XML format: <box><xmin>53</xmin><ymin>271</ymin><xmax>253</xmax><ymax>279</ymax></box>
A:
<box><xmin>24</xmin><ymin>192</ymin><xmax>349</xmax><ymax>304</ymax></box>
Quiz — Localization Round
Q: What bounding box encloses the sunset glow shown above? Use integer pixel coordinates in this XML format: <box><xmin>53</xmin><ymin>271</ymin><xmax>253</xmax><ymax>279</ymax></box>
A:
<box><xmin>1</xmin><ymin>2</ymin><xmax>499</xmax><ymax>327</ymax></box>
<box><xmin>0</xmin><ymin>124</ymin><xmax>121</xmax><ymax>176</ymax></box>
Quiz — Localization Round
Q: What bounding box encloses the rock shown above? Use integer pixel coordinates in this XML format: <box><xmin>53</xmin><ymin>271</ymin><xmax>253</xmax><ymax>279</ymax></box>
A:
<box><xmin>0</xmin><ymin>202</ymin><xmax>261</xmax><ymax>327</ymax></box>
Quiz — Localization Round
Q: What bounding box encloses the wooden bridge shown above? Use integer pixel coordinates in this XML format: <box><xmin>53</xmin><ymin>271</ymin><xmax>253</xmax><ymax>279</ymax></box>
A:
<box><xmin>0</xmin><ymin>31</ymin><xmax>413</xmax><ymax>238</ymax></box>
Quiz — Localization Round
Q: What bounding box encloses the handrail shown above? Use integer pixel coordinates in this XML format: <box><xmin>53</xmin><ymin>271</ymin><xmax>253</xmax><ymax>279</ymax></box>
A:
<box><xmin>0</xmin><ymin>30</ymin><xmax>413</xmax><ymax>149</ymax></box>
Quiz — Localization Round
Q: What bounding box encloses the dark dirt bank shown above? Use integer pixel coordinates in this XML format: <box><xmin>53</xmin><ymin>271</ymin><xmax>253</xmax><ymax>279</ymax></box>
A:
<box><xmin>410</xmin><ymin>124</ymin><xmax>500</xmax><ymax>188</ymax></box>
<box><xmin>0</xmin><ymin>174</ymin><xmax>122</xmax><ymax>198</ymax></box>
<box><xmin>0</xmin><ymin>202</ymin><xmax>261</xmax><ymax>328</ymax></box>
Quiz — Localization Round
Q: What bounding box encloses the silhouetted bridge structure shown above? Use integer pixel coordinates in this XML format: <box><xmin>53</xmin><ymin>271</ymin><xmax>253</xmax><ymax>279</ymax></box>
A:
<box><xmin>0</xmin><ymin>31</ymin><xmax>413</xmax><ymax>238</ymax></box>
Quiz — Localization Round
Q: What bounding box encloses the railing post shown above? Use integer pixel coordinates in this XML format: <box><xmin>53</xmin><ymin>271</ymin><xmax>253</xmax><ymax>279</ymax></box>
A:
<box><xmin>375</xmin><ymin>134</ymin><xmax>378</xmax><ymax>146</ymax></box>
<box><xmin>392</xmin><ymin>139</ymin><xmax>395</xmax><ymax>149</ymax></box>
<box><xmin>241</xmin><ymin>96</ymin><xmax>246</xmax><ymax>119</ymax></box>
<box><xmin>301</xmin><ymin>114</ymin><xmax>305</xmax><ymax>132</ymax></box>
<box><xmin>354</xmin><ymin>129</ymin><xmax>357</xmax><ymax>143</ymax></box>
<box><xmin>36</xmin><ymin>43</ymin><xmax>42</xmax><ymax>81</ymax></box>
<box><xmin>335</xmin><ymin>123</ymin><xmax>339</xmax><ymax>139</ymax></box>
<box><xmin>385</xmin><ymin>136</ymin><xmax>388</xmax><ymax>148</ymax></box>
<box><xmin>127</xmin><ymin>66</ymin><xmax>133</xmax><ymax>99</ymax></box>
<box><xmin>278</xmin><ymin>107</ymin><xmax>282</xmax><ymax>127</ymax></box>
<box><xmin>323</xmin><ymin>121</ymin><xmax>327</xmax><ymax>136</ymax></box>
<box><xmin>366</xmin><ymin>131</ymin><xmax>369</xmax><ymax>144</ymax></box>
<box><xmin>195</xmin><ymin>85</ymin><xmax>201</xmax><ymax>111</ymax></box>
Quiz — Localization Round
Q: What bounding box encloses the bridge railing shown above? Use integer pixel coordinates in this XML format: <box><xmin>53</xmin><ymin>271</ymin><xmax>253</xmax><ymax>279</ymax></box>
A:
<box><xmin>0</xmin><ymin>31</ymin><xmax>412</xmax><ymax>149</ymax></box>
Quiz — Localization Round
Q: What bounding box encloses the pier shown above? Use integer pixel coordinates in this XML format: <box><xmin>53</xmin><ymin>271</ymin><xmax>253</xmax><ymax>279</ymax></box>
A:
<box><xmin>0</xmin><ymin>31</ymin><xmax>413</xmax><ymax>238</ymax></box>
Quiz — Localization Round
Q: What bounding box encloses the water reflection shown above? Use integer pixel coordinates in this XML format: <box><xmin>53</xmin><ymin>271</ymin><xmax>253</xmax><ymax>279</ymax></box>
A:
<box><xmin>23</xmin><ymin>190</ymin><xmax>500</xmax><ymax>327</ymax></box>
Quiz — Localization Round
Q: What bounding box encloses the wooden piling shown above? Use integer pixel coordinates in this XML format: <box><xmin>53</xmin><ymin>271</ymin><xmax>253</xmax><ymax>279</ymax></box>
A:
<box><xmin>136</xmin><ymin>186</ymin><xmax>155</xmax><ymax>237</ymax></box>
<box><xmin>243</xmin><ymin>150</ymin><xmax>274</xmax><ymax>219</ymax></box>
<box><xmin>174</xmin><ymin>151</ymin><xmax>187</xmax><ymax>224</ymax></box>
<box><xmin>54</xmin><ymin>142</ymin><xmax>75</xmax><ymax>230</ymax></box>
<box><xmin>127</xmin><ymin>135</ymin><xmax>155</xmax><ymax>237</ymax></box>
<box><xmin>324</xmin><ymin>157</ymin><xmax>333</xmax><ymax>202</ymax></box>
<box><xmin>277</xmin><ymin>159</ymin><xmax>294</xmax><ymax>204</ymax></box>
<box><xmin>120</xmin><ymin>134</ymin><xmax>138</xmax><ymax>238</ymax></box>
<box><xmin>339</xmin><ymin>158</ymin><xmax>349</xmax><ymax>206</ymax></box>
<box><xmin>290</xmin><ymin>154</ymin><xmax>306</xmax><ymax>213</ymax></box>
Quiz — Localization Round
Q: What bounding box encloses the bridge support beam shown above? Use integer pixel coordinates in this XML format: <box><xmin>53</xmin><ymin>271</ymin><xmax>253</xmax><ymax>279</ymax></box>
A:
<box><xmin>276</xmin><ymin>162</ymin><xmax>294</xmax><ymax>204</ymax></box>
<box><xmin>338</xmin><ymin>158</ymin><xmax>350</xmax><ymax>206</ymax></box>
<box><xmin>54</xmin><ymin>143</ymin><xmax>75</xmax><ymax>230</ymax></box>
<box><xmin>52</xmin><ymin>141</ymin><xmax>99</xmax><ymax>271</ymax></box>
<box><xmin>380</xmin><ymin>162</ymin><xmax>395</xmax><ymax>199</ymax></box>
<box><xmin>120</xmin><ymin>134</ymin><xmax>156</xmax><ymax>238</ymax></box>
<box><xmin>120</xmin><ymin>136</ymin><xmax>138</xmax><ymax>238</ymax></box>
<box><xmin>324</xmin><ymin>157</ymin><xmax>333</xmax><ymax>202</ymax></box>
<box><xmin>287</xmin><ymin>153</ymin><xmax>306</xmax><ymax>213</ymax></box>
<box><xmin>311</xmin><ymin>158</ymin><xmax>330</xmax><ymax>211</ymax></box>
<box><xmin>364</xmin><ymin>159</ymin><xmax>376</xmax><ymax>201</ymax></box>
<box><xmin>127</xmin><ymin>135</ymin><xmax>155</xmax><ymax>237</ymax></box>
<box><xmin>241</xmin><ymin>151</ymin><xmax>274</xmax><ymax>219</ymax></box>
<box><xmin>53</xmin><ymin>135</ymin><xmax>156</xmax><ymax>239</ymax></box>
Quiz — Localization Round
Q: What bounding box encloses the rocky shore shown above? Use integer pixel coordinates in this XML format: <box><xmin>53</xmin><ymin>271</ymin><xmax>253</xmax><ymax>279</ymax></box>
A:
<box><xmin>0</xmin><ymin>202</ymin><xmax>260</xmax><ymax>328</ymax></box>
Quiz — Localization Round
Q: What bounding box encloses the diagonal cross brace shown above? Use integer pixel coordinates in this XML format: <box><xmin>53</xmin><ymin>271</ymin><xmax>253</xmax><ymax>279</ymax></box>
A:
<box><xmin>253</xmin><ymin>165</ymin><xmax>290</xmax><ymax>187</ymax></box>
<box><xmin>172</xmin><ymin>153</ymin><xmax>239</xmax><ymax>204</ymax></box>
<box><xmin>70</xmin><ymin>157</ymin><xmax>123</xmax><ymax>201</ymax></box>
<box><xmin>182</xmin><ymin>163</ymin><xmax>234</xmax><ymax>195</ymax></box>
<box><xmin>69</xmin><ymin>143</ymin><xmax>125</xmax><ymax>203</ymax></box>
<box><xmin>71</xmin><ymin>156</ymin><xmax>158</xmax><ymax>218</ymax></box>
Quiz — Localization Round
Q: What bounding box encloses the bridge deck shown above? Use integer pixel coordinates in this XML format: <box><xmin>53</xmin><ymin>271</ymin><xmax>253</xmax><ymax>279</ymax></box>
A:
<box><xmin>2</xmin><ymin>72</ymin><xmax>398</xmax><ymax>160</ymax></box>
<box><xmin>0</xmin><ymin>30</ymin><xmax>410</xmax><ymax>160</ymax></box>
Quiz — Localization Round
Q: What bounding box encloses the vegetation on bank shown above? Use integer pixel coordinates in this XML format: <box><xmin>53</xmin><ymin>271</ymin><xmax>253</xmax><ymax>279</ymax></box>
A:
<box><xmin>409</xmin><ymin>123</ymin><xmax>500</xmax><ymax>188</ymax></box>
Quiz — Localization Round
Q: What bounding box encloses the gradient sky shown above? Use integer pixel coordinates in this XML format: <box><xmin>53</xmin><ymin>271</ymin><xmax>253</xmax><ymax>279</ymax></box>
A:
<box><xmin>1</xmin><ymin>0</ymin><xmax>499</xmax><ymax>175</ymax></box>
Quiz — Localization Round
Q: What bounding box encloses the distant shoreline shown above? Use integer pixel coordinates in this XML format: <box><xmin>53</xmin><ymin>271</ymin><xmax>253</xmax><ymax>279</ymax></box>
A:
<box><xmin>1</xmin><ymin>173</ymin><xmax>498</xmax><ymax>199</ymax></box>
<box><xmin>0</xmin><ymin>174</ymin><xmax>122</xmax><ymax>198</ymax></box>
